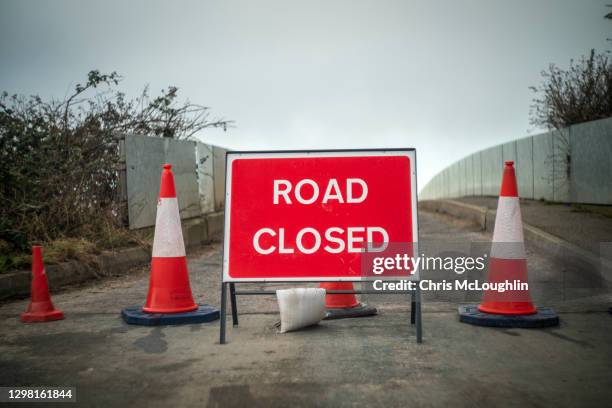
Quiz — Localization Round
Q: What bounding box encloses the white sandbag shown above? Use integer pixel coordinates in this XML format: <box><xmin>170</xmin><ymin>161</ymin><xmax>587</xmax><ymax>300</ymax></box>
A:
<box><xmin>276</xmin><ymin>288</ymin><xmax>326</xmax><ymax>333</ymax></box>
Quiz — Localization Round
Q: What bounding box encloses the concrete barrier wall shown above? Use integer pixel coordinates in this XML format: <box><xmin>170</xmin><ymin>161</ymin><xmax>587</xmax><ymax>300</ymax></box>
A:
<box><xmin>213</xmin><ymin>146</ymin><xmax>226</xmax><ymax>211</ymax></box>
<box><xmin>124</xmin><ymin>134</ymin><xmax>227</xmax><ymax>229</ymax></box>
<box><xmin>571</xmin><ymin>119</ymin><xmax>612</xmax><ymax>204</ymax></box>
<box><xmin>196</xmin><ymin>142</ymin><xmax>215</xmax><ymax>214</ymax></box>
<box><xmin>420</xmin><ymin>117</ymin><xmax>612</xmax><ymax>205</ymax></box>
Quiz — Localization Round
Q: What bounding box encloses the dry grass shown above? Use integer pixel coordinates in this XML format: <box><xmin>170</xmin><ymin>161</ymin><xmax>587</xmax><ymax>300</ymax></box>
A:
<box><xmin>0</xmin><ymin>224</ymin><xmax>153</xmax><ymax>274</ymax></box>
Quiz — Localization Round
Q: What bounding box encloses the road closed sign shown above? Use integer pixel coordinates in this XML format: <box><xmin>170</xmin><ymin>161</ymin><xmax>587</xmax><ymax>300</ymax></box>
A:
<box><xmin>222</xmin><ymin>149</ymin><xmax>419</xmax><ymax>282</ymax></box>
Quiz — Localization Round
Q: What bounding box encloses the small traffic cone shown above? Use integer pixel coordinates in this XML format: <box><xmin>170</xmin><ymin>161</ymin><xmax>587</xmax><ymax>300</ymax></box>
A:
<box><xmin>21</xmin><ymin>246</ymin><xmax>64</xmax><ymax>323</ymax></box>
<box><xmin>320</xmin><ymin>282</ymin><xmax>359</xmax><ymax>309</ymax></box>
<box><xmin>320</xmin><ymin>282</ymin><xmax>377</xmax><ymax>319</ymax></box>
<box><xmin>459</xmin><ymin>161</ymin><xmax>558</xmax><ymax>328</ymax></box>
<box><xmin>121</xmin><ymin>164</ymin><xmax>219</xmax><ymax>326</ymax></box>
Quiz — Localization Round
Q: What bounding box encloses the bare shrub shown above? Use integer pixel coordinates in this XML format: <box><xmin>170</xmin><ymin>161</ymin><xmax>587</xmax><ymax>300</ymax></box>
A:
<box><xmin>530</xmin><ymin>49</ymin><xmax>612</xmax><ymax>130</ymax></box>
<box><xmin>0</xmin><ymin>70</ymin><xmax>231</xmax><ymax>260</ymax></box>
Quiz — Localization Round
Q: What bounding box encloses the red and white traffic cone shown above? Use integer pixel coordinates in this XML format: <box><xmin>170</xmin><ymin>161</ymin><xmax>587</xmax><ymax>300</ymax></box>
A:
<box><xmin>21</xmin><ymin>246</ymin><xmax>64</xmax><ymax>323</ymax></box>
<box><xmin>320</xmin><ymin>282</ymin><xmax>377</xmax><ymax>319</ymax></box>
<box><xmin>478</xmin><ymin>161</ymin><xmax>536</xmax><ymax>315</ymax></box>
<box><xmin>459</xmin><ymin>161</ymin><xmax>558</xmax><ymax>327</ymax></box>
<box><xmin>320</xmin><ymin>282</ymin><xmax>359</xmax><ymax>309</ymax></box>
<box><xmin>121</xmin><ymin>164</ymin><xmax>219</xmax><ymax>325</ymax></box>
<box><xmin>143</xmin><ymin>164</ymin><xmax>198</xmax><ymax>313</ymax></box>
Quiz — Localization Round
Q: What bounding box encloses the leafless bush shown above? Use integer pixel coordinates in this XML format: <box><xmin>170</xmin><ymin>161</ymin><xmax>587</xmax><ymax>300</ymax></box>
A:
<box><xmin>530</xmin><ymin>49</ymin><xmax>612</xmax><ymax>130</ymax></box>
<box><xmin>0</xmin><ymin>70</ymin><xmax>231</xmax><ymax>256</ymax></box>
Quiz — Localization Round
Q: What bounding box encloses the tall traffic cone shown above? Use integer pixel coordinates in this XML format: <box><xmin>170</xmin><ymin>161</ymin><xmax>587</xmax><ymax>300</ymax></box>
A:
<box><xmin>320</xmin><ymin>282</ymin><xmax>377</xmax><ymax>319</ymax></box>
<box><xmin>121</xmin><ymin>164</ymin><xmax>219</xmax><ymax>326</ymax></box>
<box><xmin>478</xmin><ymin>161</ymin><xmax>536</xmax><ymax>315</ymax></box>
<box><xmin>21</xmin><ymin>246</ymin><xmax>64</xmax><ymax>323</ymax></box>
<box><xmin>143</xmin><ymin>164</ymin><xmax>197</xmax><ymax>313</ymax></box>
<box><xmin>459</xmin><ymin>161</ymin><xmax>559</xmax><ymax>328</ymax></box>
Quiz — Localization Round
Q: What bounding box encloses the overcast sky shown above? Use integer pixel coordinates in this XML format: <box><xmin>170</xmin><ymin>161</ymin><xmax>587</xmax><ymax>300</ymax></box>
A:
<box><xmin>1</xmin><ymin>0</ymin><xmax>610</xmax><ymax>188</ymax></box>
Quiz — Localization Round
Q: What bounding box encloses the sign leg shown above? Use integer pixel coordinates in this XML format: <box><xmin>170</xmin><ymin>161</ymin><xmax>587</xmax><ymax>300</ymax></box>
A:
<box><xmin>410</xmin><ymin>290</ymin><xmax>416</xmax><ymax>325</ymax></box>
<box><xmin>220</xmin><ymin>282</ymin><xmax>227</xmax><ymax>345</ymax></box>
<box><xmin>230</xmin><ymin>283</ymin><xmax>238</xmax><ymax>326</ymax></box>
<box><xmin>415</xmin><ymin>284</ymin><xmax>423</xmax><ymax>344</ymax></box>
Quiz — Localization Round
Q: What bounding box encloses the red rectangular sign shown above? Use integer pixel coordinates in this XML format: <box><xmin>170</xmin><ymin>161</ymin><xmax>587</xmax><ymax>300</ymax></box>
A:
<box><xmin>222</xmin><ymin>150</ymin><xmax>418</xmax><ymax>282</ymax></box>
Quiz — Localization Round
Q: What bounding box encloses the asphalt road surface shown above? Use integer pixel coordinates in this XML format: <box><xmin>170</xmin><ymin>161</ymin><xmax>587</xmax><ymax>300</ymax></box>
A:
<box><xmin>1</xmin><ymin>211</ymin><xmax>610</xmax><ymax>407</ymax></box>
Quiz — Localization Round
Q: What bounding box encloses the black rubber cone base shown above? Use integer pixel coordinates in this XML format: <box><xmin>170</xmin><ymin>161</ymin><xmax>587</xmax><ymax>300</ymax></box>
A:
<box><xmin>324</xmin><ymin>303</ymin><xmax>378</xmax><ymax>320</ymax></box>
<box><xmin>458</xmin><ymin>304</ymin><xmax>559</xmax><ymax>328</ymax></box>
<box><xmin>121</xmin><ymin>304</ymin><xmax>220</xmax><ymax>326</ymax></box>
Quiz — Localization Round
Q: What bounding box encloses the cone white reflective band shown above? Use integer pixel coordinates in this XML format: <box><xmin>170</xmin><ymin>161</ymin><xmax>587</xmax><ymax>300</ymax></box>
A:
<box><xmin>152</xmin><ymin>197</ymin><xmax>186</xmax><ymax>258</ymax></box>
<box><xmin>490</xmin><ymin>196</ymin><xmax>526</xmax><ymax>259</ymax></box>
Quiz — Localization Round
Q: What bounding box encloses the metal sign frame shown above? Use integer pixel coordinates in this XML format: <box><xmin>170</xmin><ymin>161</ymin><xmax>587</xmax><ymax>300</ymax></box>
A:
<box><xmin>219</xmin><ymin>148</ymin><xmax>422</xmax><ymax>344</ymax></box>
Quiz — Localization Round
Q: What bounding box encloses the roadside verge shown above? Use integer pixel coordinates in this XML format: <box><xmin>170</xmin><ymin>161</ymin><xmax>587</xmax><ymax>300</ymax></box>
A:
<box><xmin>0</xmin><ymin>211</ymin><xmax>224</xmax><ymax>300</ymax></box>
<box><xmin>419</xmin><ymin>199</ymin><xmax>612</xmax><ymax>285</ymax></box>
